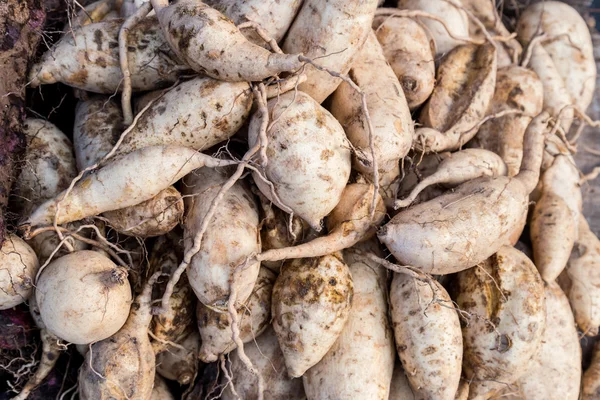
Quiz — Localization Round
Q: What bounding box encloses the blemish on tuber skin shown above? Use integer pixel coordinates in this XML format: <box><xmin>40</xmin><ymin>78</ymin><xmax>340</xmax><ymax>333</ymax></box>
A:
<box><xmin>272</xmin><ymin>253</ymin><xmax>353</xmax><ymax>378</ymax></box>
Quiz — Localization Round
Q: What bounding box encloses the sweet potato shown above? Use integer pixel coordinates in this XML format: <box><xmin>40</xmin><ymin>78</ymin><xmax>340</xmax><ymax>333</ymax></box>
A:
<box><xmin>248</xmin><ymin>91</ymin><xmax>351</xmax><ymax>231</ymax></box>
<box><xmin>531</xmin><ymin>154</ymin><xmax>582</xmax><ymax>282</ymax></box>
<box><xmin>203</xmin><ymin>0</ymin><xmax>303</xmax><ymax>44</ymax></box>
<box><xmin>36</xmin><ymin>250</ymin><xmax>132</xmax><ymax>344</ymax></box>
<box><xmin>330</xmin><ymin>31</ymin><xmax>413</xmax><ymax>201</ymax></box>
<box><xmin>517</xmin><ymin>1</ymin><xmax>596</xmax><ymax>112</ymax></box>
<box><xmin>524</xmin><ymin>45</ymin><xmax>574</xmax><ymax>133</ymax></box>
<box><xmin>390</xmin><ymin>274</ymin><xmax>462</xmax><ymax>400</ymax></box>
<box><xmin>461</xmin><ymin>0</ymin><xmax>522</xmax><ymax>66</ymax></box>
<box><xmin>29</xmin><ymin>17</ymin><xmax>184</xmax><ymax>93</ymax></box>
<box><xmin>469</xmin><ymin>66</ymin><xmax>544</xmax><ymax>176</ymax></box>
<box><xmin>396</xmin><ymin>0</ymin><xmax>469</xmax><ymax>55</ymax></box>
<box><xmin>530</xmin><ymin>192</ymin><xmax>576</xmax><ymax>282</ymax></box>
<box><xmin>379</xmin><ymin>112</ymin><xmax>549</xmax><ymax>274</ymax></box>
<box><xmin>559</xmin><ymin>216</ymin><xmax>600</xmax><ymax>336</ymax></box>
<box><xmin>395</xmin><ymin>148</ymin><xmax>507</xmax><ymax>209</ymax></box>
<box><xmin>272</xmin><ymin>253</ymin><xmax>353</xmax><ymax>377</ymax></box>
<box><xmin>417</xmin><ymin>43</ymin><xmax>497</xmax><ymax>152</ymax></box>
<box><xmin>583</xmin><ymin>342</ymin><xmax>600</xmax><ymax>400</ymax></box>
<box><xmin>26</xmin><ymin>146</ymin><xmax>236</xmax><ymax>227</ymax></box>
<box><xmin>73</xmin><ymin>96</ymin><xmax>185</xmax><ymax>238</ymax></box>
<box><xmin>222</xmin><ymin>326</ymin><xmax>306</xmax><ymax>400</ymax></box>
<box><xmin>282</xmin><ymin>0</ymin><xmax>379</xmax><ymax>102</ymax></box>
<box><xmin>182</xmin><ymin>166</ymin><xmax>260</xmax><ymax>308</ymax></box>
<box><xmin>78</xmin><ymin>272</ymin><xmax>159</xmax><ymax>399</ymax></box>
<box><xmin>155</xmin><ymin>331</ymin><xmax>200</xmax><ymax>385</ymax></box>
<box><xmin>303</xmin><ymin>249</ymin><xmax>394</xmax><ymax>399</ymax></box>
<box><xmin>372</xmin><ymin>16</ymin><xmax>435</xmax><ymax>110</ymax></box>
<box><xmin>196</xmin><ymin>267</ymin><xmax>274</xmax><ymax>362</ymax></box>
<box><xmin>14</xmin><ymin>119</ymin><xmax>77</xmax><ymax>215</ymax></box>
<box><xmin>148</xmin><ymin>234</ymin><xmax>195</xmax><ymax>347</ymax></box>
<box><xmin>153</xmin><ymin>0</ymin><xmax>302</xmax><ymax>81</ymax></box>
<box><xmin>500</xmin><ymin>282</ymin><xmax>580</xmax><ymax>400</ymax></box>
<box><xmin>0</xmin><ymin>235</ymin><xmax>39</xmax><ymax>310</ymax></box>
<box><xmin>455</xmin><ymin>245</ymin><xmax>546</xmax><ymax>399</ymax></box>
<box><xmin>117</xmin><ymin>77</ymin><xmax>252</xmax><ymax>156</ymax></box>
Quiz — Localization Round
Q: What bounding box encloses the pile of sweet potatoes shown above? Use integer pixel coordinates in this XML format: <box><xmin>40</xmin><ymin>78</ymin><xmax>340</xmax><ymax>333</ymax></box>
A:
<box><xmin>1</xmin><ymin>0</ymin><xmax>600</xmax><ymax>399</ymax></box>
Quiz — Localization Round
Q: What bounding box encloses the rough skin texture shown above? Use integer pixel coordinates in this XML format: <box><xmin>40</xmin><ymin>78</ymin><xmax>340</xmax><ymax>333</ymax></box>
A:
<box><xmin>331</xmin><ymin>32</ymin><xmax>413</xmax><ymax>201</ymax></box>
<box><xmin>379</xmin><ymin>113</ymin><xmax>549</xmax><ymax>274</ymax></box>
<box><xmin>155</xmin><ymin>331</ymin><xmax>200</xmax><ymax>385</ymax></box>
<box><xmin>283</xmin><ymin>0</ymin><xmax>379</xmax><ymax>103</ymax></box>
<box><xmin>117</xmin><ymin>77</ymin><xmax>252</xmax><ymax>156</ymax></box>
<box><xmin>0</xmin><ymin>234</ymin><xmax>39</xmax><ymax>310</ymax></box>
<box><xmin>222</xmin><ymin>326</ymin><xmax>306</xmax><ymax>400</ymax></box>
<box><xmin>559</xmin><ymin>215</ymin><xmax>600</xmax><ymax>336</ymax></box>
<box><xmin>456</xmin><ymin>246</ymin><xmax>546</xmax><ymax>399</ymax></box>
<box><xmin>157</xmin><ymin>0</ymin><xmax>301</xmax><ymax>81</ymax></box>
<box><xmin>303</xmin><ymin>249</ymin><xmax>394</xmax><ymax>400</ymax></box>
<box><xmin>182</xmin><ymin>167</ymin><xmax>260</xmax><ymax>307</ymax></box>
<box><xmin>272</xmin><ymin>253</ymin><xmax>353</xmax><ymax>378</ymax></box>
<box><xmin>249</xmin><ymin>91</ymin><xmax>351</xmax><ymax>231</ymax></box>
<box><xmin>196</xmin><ymin>267</ymin><xmax>274</xmax><ymax>362</ymax></box>
<box><xmin>373</xmin><ymin>16</ymin><xmax>435</xmax><ymax>110</ymax></box>
<box><xmin>418</xmin><ymin>43</ymin><xmax>497</xmax><ymax>152</ymax></box>
<box><xmin>390</xmin><ymin>274</ymin><xmax>462</xmax><ymax>400</ymax></box>
<box><xmin>499</xmin><ymin>282</ymin><xmax>581</xmax><ymax>400</ymax></box>
<box><xmin>29</xmin><ymin>17</ymin><xmax>184</xmax><ymax>93</ymax></box>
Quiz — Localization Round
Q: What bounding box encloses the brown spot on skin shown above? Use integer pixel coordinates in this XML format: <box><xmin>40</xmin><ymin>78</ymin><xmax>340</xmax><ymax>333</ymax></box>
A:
<box><xmin>93</xmin><ymin>29</ymin><xmax>103</xmax><ymax>51</ymax></box>
<box><xmin>96</xmin><ymin>57</ymin><xmax>107</xmax><ymax>68</ymax></box>
<box><xmin>70</xmin><ymin>69</ymin><xmax>88</xmax><ymax>86</ymax></box>
<box><xmin>422</xmin><ymin>346</ymin><xmax>437</xmax><ymax>355</ymax></box>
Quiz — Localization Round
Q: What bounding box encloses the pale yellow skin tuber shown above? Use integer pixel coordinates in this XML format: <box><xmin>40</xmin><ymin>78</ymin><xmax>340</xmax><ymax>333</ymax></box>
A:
<box><xmin>456</xmin><ymin>246</ymin><xmax>546</xmax><ymax>399</ymax></box>
<box><xmin>379</xmin><ymin>112</ymin><xmax>549</xmax><ymax>274</ymax></box>
<box><xmin>36</xmin><ymin>251</ymin><xmax>132</xmax><ymax>344</ymax></box>
<box><xmin>0</xmin><ymin>235</ymin><xmax>39</xmax><ymax>310</ymax></box>
<box><xmin>272</xmin><ymin>253</ymin><xmax>353</xmax><ymax>378</ymax></box>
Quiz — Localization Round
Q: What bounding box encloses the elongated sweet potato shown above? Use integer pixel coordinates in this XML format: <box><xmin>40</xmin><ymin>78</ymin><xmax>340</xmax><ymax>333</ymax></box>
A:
<box><xmin>26</xmin><ymin>146</ymin><xmax>236</xmax><ymax>227</ymax></box>
<box><xmin>379</xmin><ymin>112</ymin><xmax>549</xmax><ymax>274</ymax></box>
<box><xmin>303</xmin><ymin>249</ymin><xmax>394</xmax><ymax>399</ymax></box>
<box><xmin>456</xmin><ymin>246</ymin><xmax>546</xmax><ymax>399</ymax></box>
<box><xmin>182</xmin><ymin>166</ymin><xmax>260</xmax><ymax>307</ymax></box>
<box><xmin>373</xmin><ymin>16</ymin><xmax>435</xmax><ymax>110</ymax></box>
<box><xmin>203</xmin><ymin>0</ymin><xmax>303</xmax><ymax>44</ymax></box>
<box><xmin>117</xmin><ymin>77</ymin><xmax>252</xmax><ymax>156</ymax></box>
<box><xmin>272</xmin><ymin>253</ymin><xmax>353</xmax><ymax>377</ymax></box>
<box><xmin>500</xmin><ymin>282</ymin><xmax>580</xmax><ymax>400</ymax></box>
<box><xmin>559</xmin><ymin>216</ymin><xmax>600</xmax><ymax>336</ymax></box>
<box><xmin>331</xmin><ymin>31</ymin><xmax>413</xmax><ymax>201</ymax></box>
<box><xmin>282</xmin><ymin>0</ymin><xmax>379</xmax><ymax>102</ymax></box>
<box><xmin>153</xmin><ymin>0</ymin><xmax>302</xmax><ymax>81</ymax></box>
<box><xmin>518</xmin><ymin>1</ymin><xmax>596</xmax><ymax>112</ymax></box>
<box><xmin>29</xmin><ymin>17</ymin><xmax>184</xmax><ymax>93</ymax></box>
<box><xmin>391</xmin><ymin>274</ymin><xmax>462</xmax><ymax>400</ymax></box>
